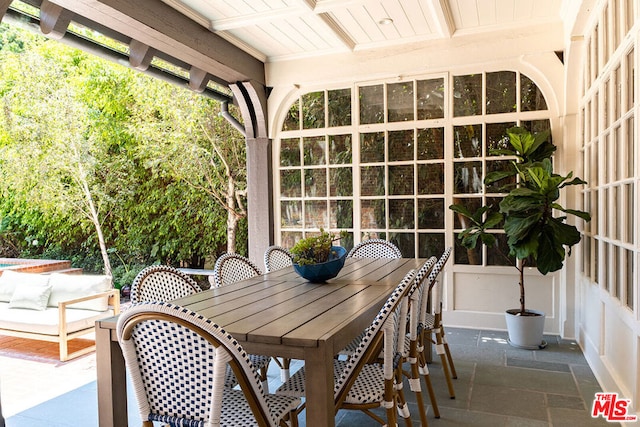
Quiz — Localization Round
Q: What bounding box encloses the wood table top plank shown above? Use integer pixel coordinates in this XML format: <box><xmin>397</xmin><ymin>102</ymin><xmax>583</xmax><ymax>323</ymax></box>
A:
<box><xmin>333</xmin><ymin>258</ymin><xmax>423</xmax><ymax>284</ymax></box>
<box><xmin>326</xmin><ymin>257</ymin><xmax>378</xmax><ymax>276</ymax></box>
<box><xmin>172</xmin><ymin>274</ymin><xmax>273</xmax><ymax>305</ymax></box>
<box><xmin>192</xmin><ymin>283</ymin><xmax>319</xmax><ymax>328</ymax></box>
<box><xmin>241</xmin><ymin>284</ymin><xmax>371</xmax><ymax>345</ymax></box>
<box><xmin>262</xmin><ymin>265</ymin><xmax>301</xmax><ymax>279</ymax></box>
<box><xmin>282</xmin><ymin>283</ymin><xmax>396</xmax><ymax>349</ymax></box>
<box><xmin>330</xmin><ymin>258</ymin><xmax>390</xmax><ymax>282</ymax></box>
<box><xmin>197</xmin><ymin>282</ymin><xmax>350</xmax><ymax>336</ymax></box>
<box><xmin>179</xmin><ymin>279</ymin><xmax>299</xmax><ymax>313</ymax></box>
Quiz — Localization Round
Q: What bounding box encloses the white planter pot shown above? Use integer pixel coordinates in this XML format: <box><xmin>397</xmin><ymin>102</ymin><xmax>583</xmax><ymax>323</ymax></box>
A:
<box><xmin>505</xmin><ymin>309</ymin><xmax>547</xmax><ymax>349</ymax></box>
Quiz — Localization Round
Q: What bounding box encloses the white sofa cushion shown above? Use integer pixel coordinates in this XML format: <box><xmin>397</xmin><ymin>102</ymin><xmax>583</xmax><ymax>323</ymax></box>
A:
<box><xmin>0</xmin><ymin>270</ymin><xmax>50</xmax><ymax>303</ymax></box>
<box><xmin>0</xmin><ymin>302</ymin><xmax>115</xmax><ymax>335</ymax></box>
<box><xmin>47</xmin><ymin>273</ymin><xmax>112</xmax><ymax>311</ymax></box>
<box><xmin>9</xmin><ymin>280</ymin><xmax>53</xmax><ymax>311</ymax></box>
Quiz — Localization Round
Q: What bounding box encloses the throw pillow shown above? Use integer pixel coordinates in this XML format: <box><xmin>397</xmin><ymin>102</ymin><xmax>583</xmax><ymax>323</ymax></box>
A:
<box><xmin>0</xmin><ymin>270</ymin><xmax>50</xmax><ymax>303</ymax></box>
<box><xmin>47</xmin><ymin>273</ymin><xmax>112</xmax><ymax>311</ymax></box>
<box><xmin>9</xmin><ymin>280</ymin><xmax>53</xmax><ymax>311</ymax></box>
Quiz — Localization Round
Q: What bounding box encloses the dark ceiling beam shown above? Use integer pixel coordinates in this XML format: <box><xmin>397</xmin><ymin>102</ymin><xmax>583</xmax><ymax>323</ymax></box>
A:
<box><xmin>128</xmin><ymin>39</ymin><xmax>154</xmax><ymax>71</ymax></box>
<box><xmin>39</xmin><ymin>0</ymin><xmax>70</xmax><ymax>39</ymax></box>
<box><xmin>42</xmin><ymin>0</ymin><xmax>265</xmax><ymax>86</ymax></box>
<box><xmin>0</xmin><ymin>0</ymin><xmax>11</xmax><ymax>19</ymax></box>
<box><xmin>2</xmin><ymin>6</ymin><xmax>233</xmax><ymax>103</ymax></box>
<box><xmin>188</xmin><ymin>66</ymin><xmax>209</xmax><ymax>93</ymax></box>
<box><xmin>19</xmin><ymin>0</ymin><xmax>209</xmax><ymax>83</ymax></box>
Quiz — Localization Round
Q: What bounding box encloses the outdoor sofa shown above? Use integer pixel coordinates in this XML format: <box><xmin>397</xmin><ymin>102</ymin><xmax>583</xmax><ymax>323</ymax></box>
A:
<box><xmin>0</xmin><ymin>270</ymin><xmax>120</xmax><ymax>361</ymax></box>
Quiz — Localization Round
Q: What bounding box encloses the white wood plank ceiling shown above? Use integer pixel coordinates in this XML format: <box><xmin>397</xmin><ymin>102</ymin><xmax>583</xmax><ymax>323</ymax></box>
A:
<box><xmin>161</xmin><ymin>0</ymin><xmax>564</xmax><ymax>62</ymax></box>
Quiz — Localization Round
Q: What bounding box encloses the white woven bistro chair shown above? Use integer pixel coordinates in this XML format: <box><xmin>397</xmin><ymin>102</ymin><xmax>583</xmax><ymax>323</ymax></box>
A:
<box><xmin>211</xmin><ymin>252</ymin><xmax>272</xmax><ymax>391</ymax></box>
<box><xmin>419</xmin><ymin>247</ymin><xmax>456</xmax><ymax>399</ymax></box>
<box><xmin>129</xmin><ymin>264</ymin><xmax>242</xmax><ymax>389</ymax></box>
<box><xmin>263</xmin><ymin>246</ymin><xmax>296</xmax><ymax>382</ymax></box>
<box><xmin>117</xmin><ymin>302</ymin><xmax>300</xmax><ymax>427</ymax></box>
<box><xmin>336</xmin><ymin>239</ymin><xmax>403</xmax><ymax>359</ymax></box>
<box><xmin>403</xmin><ymin>256</ymin><xmax>440</xmax><ymax>425</ymax></box>
<box><xmin>130</xmin><ymin>265</ymin><xmax>201</xmax><ymax>304</ymax></box>
<box><xmin>212</xmin><ymin>253</ymin><xmax>263</xmax><ymax>288</ymax></box>
<box><xmin>347</xmin><ymin>239</ymin><xmax>403</xmax><ymax>259</ymax></box>
<box><xmin>264</xmin><ymin>246</ymin><xmax>294</xmax><ymax>273</ymax></box>
<box><xmin>276</xmin><ymin>269</ymin><xmax>416</xmax><ymax>426</ymax></box>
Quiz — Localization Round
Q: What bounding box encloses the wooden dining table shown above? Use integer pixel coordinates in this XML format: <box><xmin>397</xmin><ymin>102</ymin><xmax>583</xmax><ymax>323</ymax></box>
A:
<box><xmin>95</xmin><ymin>257</ymin><xmax>426</xmax><ymax>427</ymax></box>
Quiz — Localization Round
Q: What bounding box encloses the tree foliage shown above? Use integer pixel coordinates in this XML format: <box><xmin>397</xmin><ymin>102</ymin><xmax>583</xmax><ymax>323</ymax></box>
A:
<box><xmin>0</xmin><ymin>24</ymin><xmax>246</xmax><ymax>287</ymax></box>
<box><xmin>128</xmin><ymin>79</ymin><xmax>247</xmax><ymax>253</ymax></box>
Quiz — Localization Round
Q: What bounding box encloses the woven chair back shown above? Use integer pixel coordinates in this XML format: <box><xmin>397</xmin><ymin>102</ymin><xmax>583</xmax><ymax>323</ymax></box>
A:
<box><xmin>334</xmin><ymin>269</ymin><xmax>415</xmax><ymax>405</ymax></box>
<box><xmin>347</xmin><ymin>239</ymin><xmax>402</xmax><ymax>259</ymax></box>
<box><xmin>117</xmin><ymin>302</ymin><xmax>282</xmax><ymax>427</ymax></box>
<box><xmin>264</xmin><ymin>246</ymin><xmax>294</xmax><ymax>272</ymax></box>
<box><xmin>212</xmin><ymin>253</ymin><xmax>262</xmax><ymax>288</ymax></box>
<box><xmin>130</xmin><ymin>265</ymin><xmax>200</xmax><ymax>304</ymax></box>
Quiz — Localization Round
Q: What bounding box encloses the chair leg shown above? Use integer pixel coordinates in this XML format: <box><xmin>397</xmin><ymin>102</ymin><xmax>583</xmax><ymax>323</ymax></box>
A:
<box><xmin>407</xmin><ymin>364</ymin><xmax>429</xmax><ymax>426</ymax></box>
<box><xmin>358</xmin><ymin>408</ymin><xmax>387</xmax><ymax>425</ymax></box>
<box><xmin>416</xmin><ymin>349</ymin><xmax>440</xmax><ymax>420</ymax></box>
<box><xmin>384</xmin><ymin>377</ymin><xmax>398</xmax><ymax>427</ymax></box>
<box><xmin>408</xmin><ymin>339</ymin><xmax>438</xmax><ymax>425</ymax></box>
<box><xmin>421</xmin><ymin>328</ymin><xmax>454</xmax><ymax>400</ymax></box>
<box><xmin>272</xmin><ymin>357</ymin><xmax>291</xmax><ymax>382</ymax></box>
<box><xmin>421</xmin><ymin>363</ymin><xmax>440</xmax><ymax>419</ymax></box>
<box><xmin>273</xmin><ymin>356</ymin><xmax>284</xmax><ymax>369</ymax></box>
<box><xmin>281</xmin><ymin>358</ymin><xmax>291</xmax><ymax>382</ymax></box>
<box><xmin>439</xmin><ymin>323</ymin><xmax>457</xmax><ymax>379</ymax></box>
<box><xmin>280</xmin><ymin>410</ymin><xmax>299</xmax><ymax>427</ymax></box>
<box><xmin>259</xmin><ymin>365</ymin><xmax>270</xmax><ymax>393</ymax></box>
<box><xmin>394</xmin><ymin>367</ymin><xmax>412</xmax><ymax>427</ymax></box>
<box><xmin>433</xmin><ymin>321</ymin><xmax>455</xmax><ymax>399</ymax></box>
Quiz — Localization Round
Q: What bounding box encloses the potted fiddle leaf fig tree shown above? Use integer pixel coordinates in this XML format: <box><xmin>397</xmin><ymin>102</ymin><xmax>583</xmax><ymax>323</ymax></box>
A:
<box><xmin>449</xmin><ymin>126</ymin><xmax>590</xmax><ymax>349</ymax></box>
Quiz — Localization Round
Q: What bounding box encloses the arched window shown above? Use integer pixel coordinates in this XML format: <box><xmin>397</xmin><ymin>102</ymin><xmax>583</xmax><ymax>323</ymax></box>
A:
<box><xmin>275</xmin><ymin>71</ymin><xmax>550</xmax><ymax>262</ymax></box>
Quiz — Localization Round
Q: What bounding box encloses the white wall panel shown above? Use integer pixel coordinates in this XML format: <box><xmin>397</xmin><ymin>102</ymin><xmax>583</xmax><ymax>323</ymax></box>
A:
<box><xmin>447</xmin><ymin>269</ymin><xmax>559</xmax><ymax>333</ymax></box>
<box><xmin>604</xmin><ymin>304</ymin><xmax>635</xmax><ymax>396</ymax></box>
<box><xmin>581</xmin><ymin>282</ymin><xmax>604</xmax><ymax>350</ymax></box>
<box><xmin>572</xmin><ymin>0</ymin><xmax>640</xmax><ymax>416</ymax></box>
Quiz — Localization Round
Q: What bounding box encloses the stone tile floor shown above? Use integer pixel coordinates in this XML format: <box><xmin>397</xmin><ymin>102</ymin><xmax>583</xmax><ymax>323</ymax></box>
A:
<box><xmin>0</xmin><ymin>328</ymin><xmax>621</xmax><ymax>426</ymax></box>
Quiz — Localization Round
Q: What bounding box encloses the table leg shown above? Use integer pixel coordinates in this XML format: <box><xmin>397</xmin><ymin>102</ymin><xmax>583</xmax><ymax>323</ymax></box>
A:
<box><xmin>304</xmin><ymin>342</ymin><xmax>335</xmax><ymax>427</ymax></box>
<box><xmin>96</xmin><ymin>324</ymin><xmax>128</xmax><ymax>427</ymax></box>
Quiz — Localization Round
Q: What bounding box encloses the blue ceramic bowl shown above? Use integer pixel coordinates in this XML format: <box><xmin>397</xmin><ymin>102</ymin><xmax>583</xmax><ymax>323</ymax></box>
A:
<box><xmin>293</xmin><ymin>246</ymin><xmax>347</xmax><ymax>283</ymax></box>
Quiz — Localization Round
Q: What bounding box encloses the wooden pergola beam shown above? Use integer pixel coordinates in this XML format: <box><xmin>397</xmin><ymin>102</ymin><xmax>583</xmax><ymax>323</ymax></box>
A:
<box><xmin>5</xmin><ymin>0</ymin><xmax>273</xmax><ymax>262</ymax></box>
<box><xmin>189</xmin><ymin>66</ymin><xmax>209</xmax><ymax>93</ymax></box>
<box><xmin>39</xmin><ymin>0</ymin><xmax>71</xmax><ymax>40</ymax></box>
<box><xmin>0</xmin><ymin>0</ymin><xmax>11</xmax><ymax>21</ymax></box>
<box><xmin>45</xmin><ymin>0</ymin><xmax>265</xmax><ymax>85</ymax></box>
<box><xmin>128</xmin><ymin>39</ymin><xmax>154</xmax><ymax>71</ymax></box>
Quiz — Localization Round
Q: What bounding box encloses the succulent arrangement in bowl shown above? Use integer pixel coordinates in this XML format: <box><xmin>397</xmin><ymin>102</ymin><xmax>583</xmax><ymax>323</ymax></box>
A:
<box><xmin>289</xmin><ymin>229</ymin><xmax>347</xmax><ymax>265</ymax></box>
<box><xmin>290</xmin><ymin>229</ymin><xmax>348</xmax><ymax>282</ymax></box>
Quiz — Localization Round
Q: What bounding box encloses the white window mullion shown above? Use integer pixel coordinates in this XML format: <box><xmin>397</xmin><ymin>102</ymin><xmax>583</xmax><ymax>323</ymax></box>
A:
<box><xmin>352</xmin><ymin>84</ymin><xmax>362</xmax><ymax>244</ymax></box>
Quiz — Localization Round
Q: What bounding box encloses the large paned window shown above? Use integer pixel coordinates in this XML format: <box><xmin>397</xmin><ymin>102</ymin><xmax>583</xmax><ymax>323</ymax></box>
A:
<box><xmin>581</xmin><ymin>0</ymin><xmax>637</xmax><ymax>312</ymax></box>
<box><xmin>451</xmin><ymin>72</ymin><xmax>550</xmax><ymax>266</ymax></box>
<box><xmin>276</xmin><ymin>72</ymin><xmax>550</xmax><ymax>261</ymax></box>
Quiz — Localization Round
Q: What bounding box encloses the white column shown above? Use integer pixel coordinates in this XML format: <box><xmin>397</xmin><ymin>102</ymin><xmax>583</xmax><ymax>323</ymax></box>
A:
<box><xmin>246</xmin><ymin>136</ymin><xmax>272</xmax><ymax>264</ymax></box>
<box><xmin>230</xmin><ymin>81</ymin><xmax>273</xmax><ymax>265</ymax></box>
